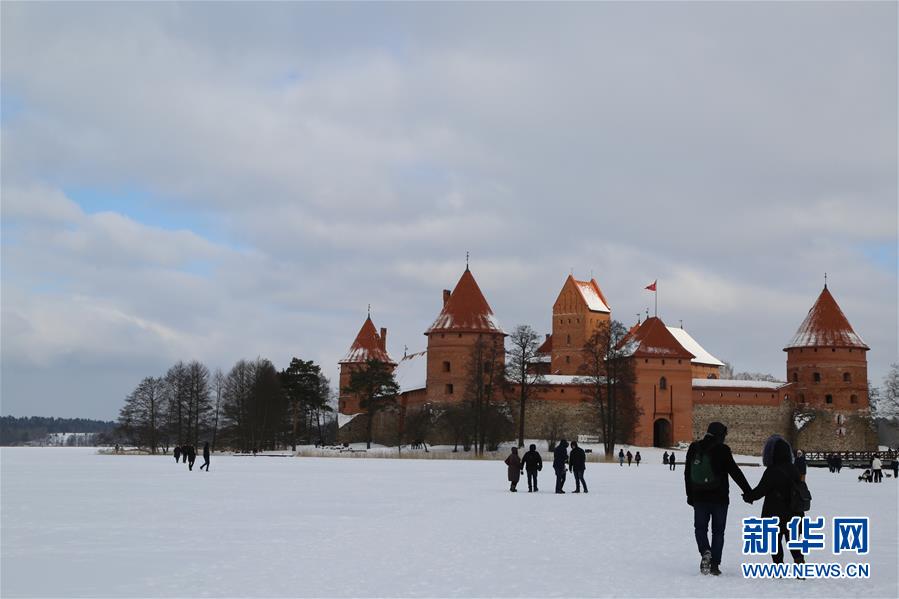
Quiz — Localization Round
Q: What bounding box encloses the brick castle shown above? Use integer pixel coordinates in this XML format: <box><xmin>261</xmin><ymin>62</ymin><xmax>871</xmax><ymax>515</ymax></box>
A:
<box><xmin>338</xmin><ymin>268</ymin><xmax>877</xmax><ymax>455</ymax></box>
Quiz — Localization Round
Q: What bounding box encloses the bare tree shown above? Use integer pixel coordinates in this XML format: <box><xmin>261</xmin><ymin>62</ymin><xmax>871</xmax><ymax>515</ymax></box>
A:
<box><xmin>505</xmin><ymin>325</ymin><xmax>545</xmax><ymax>447</ymax></box>
<box><xmin>872</xmin><ymin>363</ymin><xmax>899</xmax><ymax>421</ymax></box>
<box><xmin>580</xmin><ymin>320</ymin><xmax>639</xmax><ymax>458</ymax></box>
<box><xmin>211</xmin><ymin>368</ymin><xmax>224</xmax><ymax>451</ymax></box>
<box><xmin>464</xmin><ymin>334</ymin><xmax>509</xmax><ymax>455</ymax></box>
<box><xmin>117</xmin><ymin>377</ymin><xmax>166</xmax><ymax>453</ymax></box>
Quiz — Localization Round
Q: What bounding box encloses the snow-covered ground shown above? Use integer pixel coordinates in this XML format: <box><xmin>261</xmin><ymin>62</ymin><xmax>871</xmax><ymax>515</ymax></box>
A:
<box><xmin>1</xmin><ymin>447</ymin><xmax>896</xmax><ymax>598</ymax></box>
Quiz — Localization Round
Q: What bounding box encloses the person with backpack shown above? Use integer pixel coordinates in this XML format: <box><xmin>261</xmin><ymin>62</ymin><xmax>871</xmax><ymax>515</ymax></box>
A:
<box><xmin>521</xmin><ymin>444</ymin><xmax>543</xmax><ymax>492</ymax></box>
<box><xmin>618</xmin><ymin>448</ymin><xmax>625</xmax><ymax>467</ymax></box>
<box><xmin>569</xmin><ymin>441</ymin><xmax>588</xmax><ymax>493</ymax></box>
<box><xmin>669</xmin><ymin>452</ymin><xmax>677</xmax><ymax>471</ymax></box>
<box><xmin>635</xmin><ymin>451</ymin><xmax>642</xmax><ymax>467</ymax></box>
<box><xmin>504</xmin><ymin>447</ymin><xmax>522</xmax><ymax>492</ymax></box>
<box><xmin>553</xmin><ymin>439</ymin><xmax>569</xmax><ymax>494</ymax></box>
<box><xmin>743</xmin><ymin>435</ymin><xmax>808</xmax><ymax>566</ymax></box>
<box><xmin>626</xmin><ymin>450</ymin><xmax>633</xmax><ymax>466</ymax></box>
<box><xmin>684</xmin><ymin>422</ymin><xmax>752</xmax><ymax>576</ymax></box>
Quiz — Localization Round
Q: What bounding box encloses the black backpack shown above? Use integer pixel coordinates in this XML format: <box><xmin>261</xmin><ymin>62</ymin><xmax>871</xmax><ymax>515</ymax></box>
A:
<box><xmin>788</xmin><ymin>479</ymin><xmax>812</xmax><ymax>513</ymax></box>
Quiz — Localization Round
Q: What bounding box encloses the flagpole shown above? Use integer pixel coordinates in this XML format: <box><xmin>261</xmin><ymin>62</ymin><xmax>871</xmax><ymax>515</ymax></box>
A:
<box><xmin>655</xmin><ymin>282</ymin><xmax>658</xmax><ymax>318</ymax></box>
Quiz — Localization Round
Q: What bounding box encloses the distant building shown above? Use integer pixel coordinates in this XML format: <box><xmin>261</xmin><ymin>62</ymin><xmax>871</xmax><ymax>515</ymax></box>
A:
<box><xmin>338</xmin><ymin>269</ymin><xmax>876</xmax><ymax>454</ymax></box>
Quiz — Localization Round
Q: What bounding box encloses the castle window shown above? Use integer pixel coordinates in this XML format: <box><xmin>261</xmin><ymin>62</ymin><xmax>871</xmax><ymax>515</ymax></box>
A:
<box><xmin>799</xmin><ymin>394</ymin><xmax>805</xmax><ymax>404</ymax></box>
<box><xmin>560</xmin><ymin>388</ymin><xmax>565</xmax><ymax>394</ymax></box>
<box><xmin>678</xmin><ymin>359</ymin><xmax>682</xmax><ymax>364</ymax></box>
<box><xmin>813</xmin><ymin>372</ymin><xmax>821</xmax><ymax>383</ymax></box>
<box><xmin>458</xmin><ymin>333</ymin><xmax>462</xmax><ymax>338</ymax></box>
<box><xmin>832</xmin><ymin>348</ymin><xmax>836</xmax><ymax>352</ymax></box>
<box><xmin>443</xmin><ymin>361</ymin><xmax>451</xmax><ymax>373</ymax></box>
<box><xmin>565</xmin><ymin>356</ymin><xmax>571</xmax><ymax>364</ymax></box>
<box><xmin>814</xmin><ymin>348</ymin><xmax>817</xmax><ymax>352</ymax></box>
<box><xmin>843</xmin><ymin>373</ymin><xmax>851</xmax><ymax>382</ymax></box>
<box><xmin>661</xmin><ymin>359</ymin><xmax>666</xmax><ymax>365</ymax></box>
<box><xmin>440</xmin><ymin>333</ymin><xmax>445</xmax><ymax>338</ymax></box>
<box><xmin>659</xmin><ymin>377</ymin><xmax>667</xmax><ymax>390</ymax></box>
<box><xmin>701</xmin><ymin>392</ymin><xmax>705</xmax><ymax>397</ymax></box>
<box><xmin>445</xmin><ymin>384</ymin><xmax>454</xmax><ymax>395</ymax></box>
<box><xmin>568</xmin><ymin>319</ymin><xmax>571</xmax><ymax>324</ymax></box>
<box><xmin>850</xmin><ymin>394</ymin><xmax>858</xmax><ymax>404</ymax></box>
<box><xmin>566</xmin><ymin>334</ymin><xmax>571</xmax><ymax>345</ymax></box>
<box><xmin>792</xmin><ymin>372</ymin><xmax>798</xmax><ymax>382</ymax></box>
<box><xmin>645</xmin><ymin>359</ymin><xmax>649</xmax><ymax>363</ymax></box>
<box><xmin>825</xmin><ymin>394</ymin><xmax>833</xmax><ymax>404</ymax></box>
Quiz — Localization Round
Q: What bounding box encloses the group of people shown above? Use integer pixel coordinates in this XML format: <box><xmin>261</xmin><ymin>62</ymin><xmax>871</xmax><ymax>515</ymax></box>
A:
<box><xmin>173</xmin><ymin>442</ymin><xmax>211</xmax><ymax>471</ymax></box>
<box><xmin>684</xmin><ymin>422</ymin><xmax>814</xmax><ymax>576</ymax></box>
<box><xmin>859</xmin><ymin>453</ymin><xmax>897</xmax><ymax>482</ymax></box>
<box><xmin>503</xmin><ymin>440</ymin><xmax>590</xmax><ymax>493</ymax></box>
<box><xmin>663</xmin><ymin>451</ymin><xmax>677</xmax><ymax>470</ymax></box>
<box><xmin>617</xmin><ymin>448</ymin><xmax>642</xmax><ymax>467</ymax></box>
<box><xmin>824</xmin><ymin>453</ymin><xmax>843</xmax><ymax>473</ymax></box>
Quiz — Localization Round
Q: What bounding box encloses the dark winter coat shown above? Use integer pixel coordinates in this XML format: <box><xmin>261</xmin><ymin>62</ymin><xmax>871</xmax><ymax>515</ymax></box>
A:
<box><xmin>635</xmin><ymin>452</ymin><xmax>642</xmax><ymax>463</ymax></box>
<box><xmin>553</xmin><ymin>442</ymin><xmax>569</xmax><ymax>469</ymax></box>
<box><xmin>505</xmin><ymin>452</ymin><xmax>522</xmax><ymax>483</ymax></box>
<box><xmin>663</xmin><ymin>452</ymin><xmax>669</xmax><ymax>464</ymax></box>
<box><xmin>569</xmin><ymin>446</ymin><xmax>586</xmax><ymax>471</ymax></box>
<box><xmin>173</xmin><ymin>446</ymin><xmax>182</xmax><ymax>461</ymax></box>
<box><xmin>794</xmin><ymin>454</ymin><xmax>807</xmax><ymax>476</ymax></box>
<box><xmin>745</xmin><ymin>438</ymin><xmax>803</xmax><ymax>520</ymax></box>
<box><xmin>203</xmin><ymin>443</ymin><xmax>210</xmax><ymax>460</ymax></box>
<box><xmin>521</xmin><ymin>449</ymin><xmax>543</xmax><ymax>472</ymax></box>
<box><xmin>684</xmin><ymin>422</ymin><xmax>752</xmax><ymax>505</ymax></box>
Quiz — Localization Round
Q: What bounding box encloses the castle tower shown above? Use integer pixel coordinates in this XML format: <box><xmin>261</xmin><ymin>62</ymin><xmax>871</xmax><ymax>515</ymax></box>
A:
<box><xmin>622</xmin><ymin>317</ymin><xmax>695</xmax><ymax>447</ymax></box>
<box><xmin>784</xmin><ymin>286</ymin><xmax>870</xmax><ymax>410</ymax></box>
<box><xmin>425</xmin><ymin>268</ymin><xmax>505</xmax><ymax>403</ymax></box>
<box><xmin>551</xmin><ymin>275</ymin><xmax>611</xmax><ymax>375</ymax></box>
<box><xmin>338</xmin><ymin>315</ymin><xmax>395</xmax><ymax>414</ymax></box>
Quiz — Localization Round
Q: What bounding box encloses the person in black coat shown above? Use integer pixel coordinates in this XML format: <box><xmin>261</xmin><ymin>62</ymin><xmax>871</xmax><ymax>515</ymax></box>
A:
<box><xmin>684</xmin><ymin>422</ymin><xmax>752</xmax><ymax>576</ymax></box>
<box><xmin>199</xmin><ymin>442</ymin><xmax>211</xmax><ymax>471</ymax></box>
<box><xmin>663</xmin><ymin>451</ymin><xmax>669</xmax><ymax>465</ymax></box>
<box><xmin>794</xmin><ymin>449</ymin><xmax>807</xmax><ymax>482</ymax></box>
<box><xmin>669</xmin><ymin>452</ymin><xmax>677</xmax><ymax>471</ymax></box>
<box><xmin>187</xmin><ymin>445</ymin><xmax>197</xmax><ymax>471</ymax></box>
<box><xmin>521</xmin><ymin>444</ymin><xmax>543</xmax><ymax>492</ymax></box>
<box><xmin>173</xmin><ymin>445</ymin><xmax>182</xmax><ymax>463</ymax></box>
<box><xmin>553</xmin><ymin>440</ymin><xmax>569</xmax><ymax>494</ymax></box>
<box><xmin>743</xmin><ymin>436</ymin><xmax>805</xmax><ymax>565</ymax></box>
<box><xmin>569</xmin><ymin>441</ymin><xmax>588</xmax><ymax>493</ymax></box>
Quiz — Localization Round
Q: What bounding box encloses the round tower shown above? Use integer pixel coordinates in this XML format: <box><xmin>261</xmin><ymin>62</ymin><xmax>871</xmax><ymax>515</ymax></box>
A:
<box><xmin>424</xmin><ymin>268</ymin><xmax>506</xmax><ymax>403</ymax></box>
<box><xmin>784</xmin><ymin>285</ymin><xmax>870</xmax><ymax>411</ymax></box>
<box><xmin>338</xmin><ymin>315</ymin><xmax>395</xmax><ymax>414</ymax></box>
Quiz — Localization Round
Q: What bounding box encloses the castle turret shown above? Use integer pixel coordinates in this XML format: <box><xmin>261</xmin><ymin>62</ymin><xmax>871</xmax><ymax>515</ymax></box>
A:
<box><xmin>784</xmin><ymin>286</ymin><xmax>870</xmax><ymax>410</ymax></box>
<box><xmin>424</xmin><ymin>268</ymin><xmax>505</xmax><ymax>402</ymax></box>
<box><xmin>551</xmin><ymin>275</ymin><xmax>611</xmax><ymax>374</ymax></box>
<box><xmin>338</xmin><ymin>315</ymin><xmax>395</xmax><ymax>414</ymax></box>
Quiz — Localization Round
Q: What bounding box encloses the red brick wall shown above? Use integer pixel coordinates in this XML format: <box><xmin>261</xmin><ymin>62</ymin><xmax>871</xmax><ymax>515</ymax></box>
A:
<box><xmin>786</xmin><ymin>347</ymin><xmax>868</xmax><ymax>410</ymax></box>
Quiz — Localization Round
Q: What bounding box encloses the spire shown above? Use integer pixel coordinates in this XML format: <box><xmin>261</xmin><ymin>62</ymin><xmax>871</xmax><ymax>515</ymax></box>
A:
<box><xmin>618</xmin><ymin>316</ymin><xmax>694</xmax><ymax>360</ymax></box>
<box><xmin>784</xmin><ymin>286</ymin><xmax>868</xmax><ymax>351</ymax></box>
<box><xmin>426</xmin><ymin>268</ymin><xmax>504</xmax><ymax>334</ymax></box>
<box><xmin>340</xmin><ymin>315</ymin><xmax>395</xmax><ymax>364</ymax></box>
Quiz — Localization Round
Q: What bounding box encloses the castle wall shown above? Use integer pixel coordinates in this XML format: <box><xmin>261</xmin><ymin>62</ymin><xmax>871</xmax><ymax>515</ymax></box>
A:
<box><xmin>632</xmin><ymin>358</ymin><xmax>693</xmax><ymax>446</ymax></box>
<box><xmin>692</xmin><ymin>401</ymin><xmax>794</xmax><ymax>456</ymax></box>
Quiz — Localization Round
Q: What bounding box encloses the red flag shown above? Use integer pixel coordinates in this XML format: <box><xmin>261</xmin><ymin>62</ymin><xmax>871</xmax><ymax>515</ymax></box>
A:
<box><xmin>645</xmin><ymin>280</ymin><xmax>657</xmax><ymax>292</ymax></box>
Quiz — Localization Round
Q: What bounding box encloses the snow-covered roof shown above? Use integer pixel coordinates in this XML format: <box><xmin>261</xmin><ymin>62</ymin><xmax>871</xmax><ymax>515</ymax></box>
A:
<box><xmin>340</xmin><ymin>316</ymin><xmax>394</xmax><ymax>364</ymax></box>
<box><xmin>527</xmin><ymin>355</ymin><xmax>551</xmax><ymax>363</ymax></box>
<box><xmin>539</xmin><ymin>374</ymin><xmax>586</xmax><ymax>385</ymax></box>
<box><xmin>784</xmin><ymin>286</ymin><xmax>869</xmax><ymax>350</ymax></box>
<box><xmin>427</xmin><ymin>268</ymin><xmax>505</xmax><ymax>334</ymax></box>
<box><xmin>575</xmin><ymin>280</ymin><xmax>611</xmax><ymax>313</ymax></box>
<box><xmin>394</xmin><ymin>350</ymin><xmax>427</xmax><ymax>393</ymax></box>
<box><xmin>618</xmin><ymin>317</ymin><xmax>694</xmax><ymax>360</ymax></box>
<box><xmin>337</xmin><ymin>412</ymin><xmax>360</xmax><ymax>428</ymax></box>
<box><xmin>692</xmin><ymin>378</ymin><xmax>787</xmax><ymax>390</ymax></box>
<box><xmin>666</xmin><ymin>327</ymin><xmax>725</xmax><ymax>367</ymax></box>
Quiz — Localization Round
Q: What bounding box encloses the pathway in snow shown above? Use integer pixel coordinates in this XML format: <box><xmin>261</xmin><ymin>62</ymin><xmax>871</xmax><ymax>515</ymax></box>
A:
<box><xmin>1</xmin><ymin>447</ymin><xmax>896</xmax><ymax>597</ymax></box>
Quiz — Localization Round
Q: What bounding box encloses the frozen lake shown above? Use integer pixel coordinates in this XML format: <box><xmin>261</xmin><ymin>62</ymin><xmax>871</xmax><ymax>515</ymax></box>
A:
<box><xmin>1</xmin><ymin>447</ymin><xmax>896</xmax><ymax>598</ymax></box>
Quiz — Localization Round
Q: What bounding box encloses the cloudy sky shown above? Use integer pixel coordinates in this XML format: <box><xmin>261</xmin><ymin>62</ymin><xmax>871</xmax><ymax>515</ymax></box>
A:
<box><xmin>2</xmin><ymin>2</ymin><xmax>896</xmax><ymax>420</ymax></box>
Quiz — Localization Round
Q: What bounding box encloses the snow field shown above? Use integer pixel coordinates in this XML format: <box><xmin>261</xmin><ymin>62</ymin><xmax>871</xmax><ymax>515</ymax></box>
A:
<box><xmin>1</xmin><ymin>447</ymin><xmax>896</xmax><ymax>598</ymax></box>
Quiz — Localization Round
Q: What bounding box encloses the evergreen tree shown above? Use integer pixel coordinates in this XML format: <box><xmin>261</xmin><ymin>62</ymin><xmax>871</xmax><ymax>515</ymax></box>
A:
<box><xmin>343</xmin><ymin>359</ymin><xmax>400</xmax><ymax>449</ymax></box>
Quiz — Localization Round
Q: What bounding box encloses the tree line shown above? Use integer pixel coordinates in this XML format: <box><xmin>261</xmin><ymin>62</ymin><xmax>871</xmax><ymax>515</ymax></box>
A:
<box><xmin>0</xmin><ymin>416</ymin><xmax>116</xmax><ymax>446</ymax></box>
<box><xmin>116</xmin><ymin>357</ymin><xmax>336</xmax><ymax>453</ymax></box>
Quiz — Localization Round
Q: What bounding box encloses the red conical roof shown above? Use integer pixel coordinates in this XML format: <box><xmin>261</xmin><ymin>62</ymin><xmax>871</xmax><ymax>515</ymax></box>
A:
<box><xmin>618</xmin><ymin>317</ymin><xmax>694</xmax><ymax>360</ymax></box>
<box><xmin>784</xmin><ymin>287</ymin><xmax>868</xmax><ymax>351</ymax></box>
<box><xmin>426</xmin><ymin>269</ymin><xmax>504</xmax><ymax>334</ymax></box>
<box><xmin>340</xmin><ymin>316</ymin><xmax>395</xmax><ymax>364</ymax></box>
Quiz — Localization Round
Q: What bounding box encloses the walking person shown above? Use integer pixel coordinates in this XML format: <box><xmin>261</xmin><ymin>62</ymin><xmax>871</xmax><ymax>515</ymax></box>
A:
<box><xmin>173</xmin><ymin>445</ymin><xmax>182</xmax><ymax>463</ymax></box>
<box><xmin>618</xmin><ymin>448</ymin><xmax>625</xmax><ymax>467</ymax></box>
<box><xmin>669</xmin><ymin>452</ymin><xmax>677</xmax><ymax>471</ymax></box>
<box><xmin>684</xmin><ymin>422</ymin><xmax>753</xmax><ymax>576</ymax></box>
<box><xmin>743</xmin><ymin>436</ymin><xmax>806</xmax><ymax>567</ymax></box>
<box><xmin>187</xmin><ymin>444</ymin><xmax>197</xmax><ymax>471</ymax></box>
<box><xmin>569</xmin><ymin>441</ymin><xmax>588</xmax><ymax>493</ymax></box>
<box><xmin>635</xmin><ymin>451</ymin><xmax>642</xmax><ymax>467</ymax></box>
<box><xmin>871</xmin><ymin>454</ymin><xmax>883</xmax><ymax>483</ymax></box>
<box><xmin>553</xmin><ymin>439</ymin><xmax>569</xmax><ymax>494</ymax></box>
<box><xmin>521</xmin><ymin>444</ymin><xmax>543</xmax><ymax>492</ymax></box>
<box><xmin>892</xmin><ymin>456</ymin><xmax>898</xmax><ymax>480</ymax></box>
<box><xmin>794</xmin><ymin>449</ymin><xmax>807</xmax><ymax>482</ymax></box>
<box><xmin>199</xmin><ymin>442</ymin><xmax>211</xmax><ymax>472</ymax></box>
<box><xmin>505</xmin><ymin>447</ymin><xmax>522</xmax><ymax>492</ymax></box>
<box><xmin>835</xmin><ymin>455</ymin><xmax>843</xmax><ymax>473</ymax></box>
<box><xmin>626</xmin><ymin>450</ymin><xmax>633</xmax><ymax>467</ymax></box>
<box><xmin>663</xmin><ymin>451</ymin><xmax>670</xmax><ymax>466</ymax></box>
